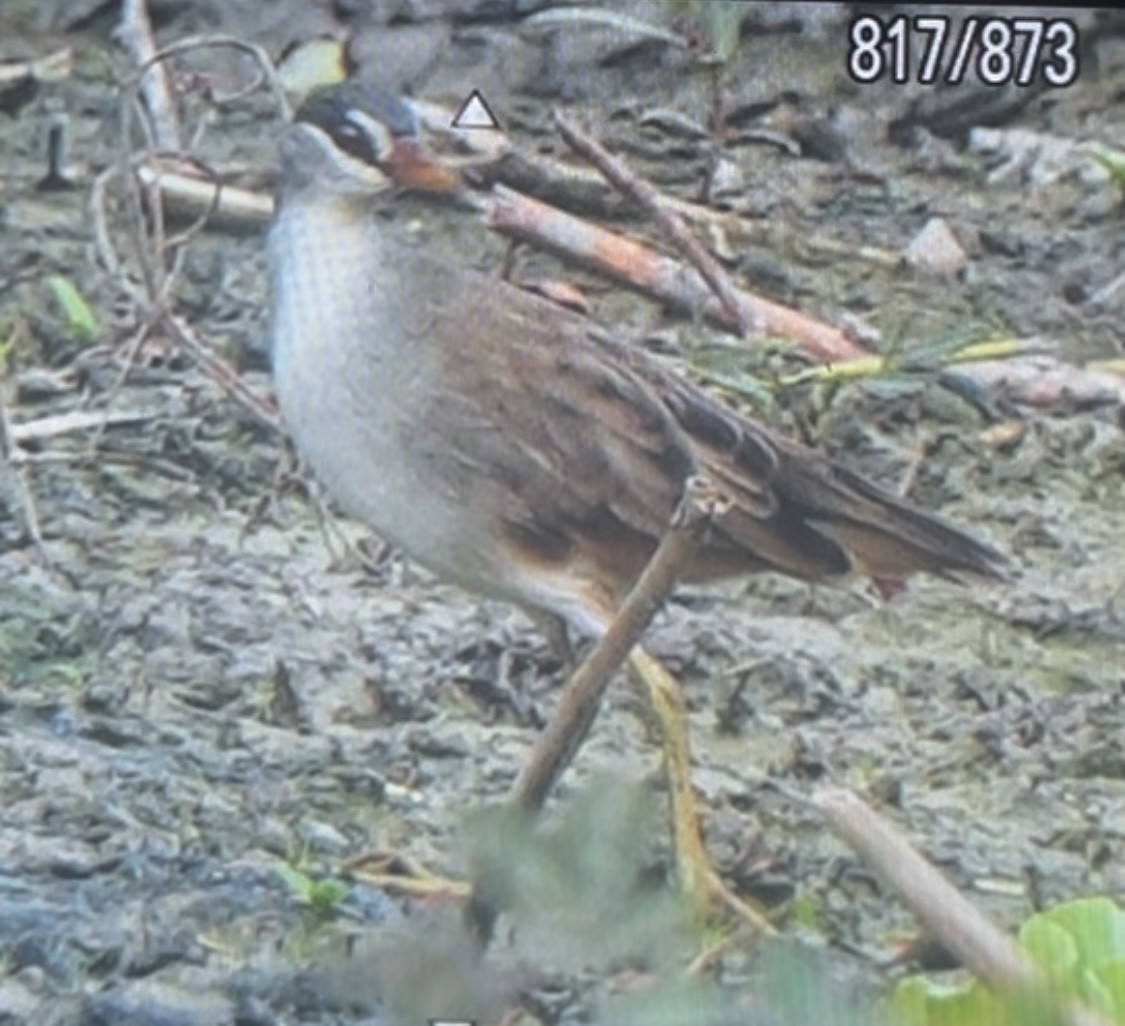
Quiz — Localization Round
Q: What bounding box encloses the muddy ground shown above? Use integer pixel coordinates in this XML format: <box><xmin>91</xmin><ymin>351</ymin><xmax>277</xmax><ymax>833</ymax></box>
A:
<box><xmin>1</xmin><ymin>2</ymin><xmax>1124</xmax><ymax>1024</ymax></box>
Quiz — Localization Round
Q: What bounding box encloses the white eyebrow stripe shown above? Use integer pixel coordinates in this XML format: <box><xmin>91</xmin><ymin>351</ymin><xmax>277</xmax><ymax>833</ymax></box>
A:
<box><xmin>344</xmin><ymin>110</ymin><xmax>395</xmax><ymax>148</ymax></box>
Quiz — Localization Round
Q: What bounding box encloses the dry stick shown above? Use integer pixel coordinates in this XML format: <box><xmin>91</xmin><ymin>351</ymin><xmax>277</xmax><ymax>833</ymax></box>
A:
<box><xmin>89</xmin><ymin>164</ymin><xmax>277</xmax><ymax>431</ymax></box>
<box><xmin>92</xmin><ymin>30</ymin><xmax>283</xmax><ymax>433</ymax></box>
<box><xmin>487</xmin><ymin>168</ymin><xmax>1125</xmax><ymax>407</ymax></box>
<box><xmin>163</xmin><ymin>315</ymin><xmax>279</xmax><ymax>427</ymax></box>
<box><xmin>124</xmin><ymin>35</ymin><xmax>287</xmax><ymax>255</ymax></box>
<box><xmin>0</xmin><ymin>383</ymin><xmax>45</xmax><ymax>553</ymax></box>
<box><xmin>117</xmin><ymin>38</ymin><xmax>288</xmax><ymax>424</ymax></box>
<box><xmin>815</xmin><ymin>789</ymin><xmax>1115</xmax><ymax>1026</ymax></box>
<box><xmin>133</xmin><ymin>159</ymin><xmax>1124</xmax><ymax>415</ymax></box>
<box><xmin>10</xmin><ymin>408</ymin><xmax>159</xmax><ymax>445</ymax></box>
<box><xmin>488</xmin><ymin>185</ymin><xmax>868</xmax><ymax>365</ymax></box>
<box><xmin>470</xmin><ymin>479</ymin><xmax>721</xmax><ymax>942</ymax></box>
<box><xmin>136</xmin><ymin>159</ymin><xmax>1125</xmax><ymax>410</ymax></box>
<box><xmin>122</xmin><ymin>99</ymin><xmax>1117</xmax><ymax>406</ymax></box>
<box><xmin>116</xmin><ymin>0</ymin><xmax>181</xmax><ymax>150</ymax></box>
<box><xmin>554</xmin><ymin>112</ymin><xmax>754</xmax><ymax>337</ymax></box>
<box><xmin>132</xmin><ymin>158</ymin><xmax>865</xmax><ymax>365</ymax></box>
<box><xmin>135</xmin><ymin>161</ymin><xmax>273</xmax><ymax>231</ymax></box>
<box><xmin>130</xmin><ymin>35</ymin><xmax>290</xmax><ymax>122</ymax></box>
<box><xmin>512</xmin><ymin>476</ymin><xmax>724</xmax><ymax>813</ymax></box>
<box><xmin>0</xmin><ymin>47</ymin><xmax>72</xmax><ymax>91</ymax></box>
<box><xmin>967</xmin><ymin>354</ymin><xmax>1125</xmax><ymax>409</ymax></box>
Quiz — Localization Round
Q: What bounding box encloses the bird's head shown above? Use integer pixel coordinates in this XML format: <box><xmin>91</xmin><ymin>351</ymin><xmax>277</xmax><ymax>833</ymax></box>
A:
<box><xmin>278</xmin><ymin>82</ymin><xmax>464</xmax><ymax>204</ymax></box>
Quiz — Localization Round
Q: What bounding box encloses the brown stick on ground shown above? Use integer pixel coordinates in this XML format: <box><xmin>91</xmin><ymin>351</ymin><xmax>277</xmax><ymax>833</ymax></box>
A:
<box><xmin>466</xmin><ymin>477</ymin><xmax>723</xmax><ymax>943</ymax></box>
<box><xmin>512</xmin><ymin>476</ymin><xmax>725</xmax><ymax>812</ymax></box>
<box><xmin>815</xmin><ymin>788</ymin><xmax>1115</xmax><ymax>1026</ymax></box>
<box><xmin>135</xmin><ymin>161</ymin><xmax>274</xmax><ymax>232</ymax></box>
<box><xmin>162</xmin><ymin>315</ymin><xmax>279</xmax><ymax>428</ymax></box>
<box><xmin>554</xmin><ymin>112</ymin><xmax>753</xmax><ymax>337</ymax></box>
<box><xmin>488</xmin><ymin>184</ymin><xmax>868</xmax><ymax>364</ymax></box>
<box><xmin>116</xmin><ymin>0</ymin><xmax>181</xmax><ymax>150</ymax></box>
<box><xmin>131</xmin><ymin>129</ymin><xmax>1121</xmax><ymax>408</ymax></box>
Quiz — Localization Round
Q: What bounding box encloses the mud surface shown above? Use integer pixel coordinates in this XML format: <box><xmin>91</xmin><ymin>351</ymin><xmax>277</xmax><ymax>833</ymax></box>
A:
<box><xmin>2</xmin><ymin>3</ymin><xmax>1124</xmax><ymax>1024</ymax></box>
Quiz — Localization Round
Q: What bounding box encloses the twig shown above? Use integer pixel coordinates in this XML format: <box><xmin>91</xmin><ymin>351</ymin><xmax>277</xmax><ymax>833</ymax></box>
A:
<box><xmin>1088</xmin><ymin>270</ymin><xmax>1125</xmax><ymax>307</ymax></box>
<box><xmin>90</xmin><ymin>33</ymin><xmax>286</xmax><ymax>437</ymax></box>
<box><xmin>116</xmin><ymin>0</ymin><xmax>181</xmax><ymax>150</ymax></box>
<box><xmin>162</xmin><ymin>313</ymin><xmax>278</xmax><ymax>427</ymax></box>
<box><xmin>8</xmin><ymin>408</ymin><xmax>160</xmax><ymax>445</ymax></box>
<box><xmin>0</xmin><ymin>381</ymin><xmax>45</xmax><ymax>553</ymax></box>
<box><xmin>135</xmin><ymin>159</ymin><xmax>273</xmax><ymax>231</ymax></box>
<box><xmin>513</xmin><ymin>475</ymin><xmax>725</xmax><ymax>812</ymax></box>
<box><xmin>467</xmin><ymin>478</ymin><xmax>724</xmax><ymax>942</ymax></box>
<box><xmin>554</xmin><ymin>112</ymin><xmax>754</xmax><ymax>337</ymax></box>
<box><xmin>0</xmin><ymin>47</ymin><xmax>72</xmax><ymax>92</ymax></box>
<box><xmin>815</xmin><ymin>788</ymin><xmax>1115</xmax><ymax>1026</ymax></box>
<box><xmin>966</xmin><ymin>354</ymin><xmax>1125</xmax><ymax>409</ymax></box>
<box><xmin>415</xmin><ymin>95</ymin><xmax>766</xmax><ymax>235</ymax></box>
<box><xmin>488</xmin><ymin>184</ymin><xmax>867</xmax><ymax>363</ymax></box>
<box><xmin>129</xmin><ymin>34</ymin><xmax>290</xmax><ymax>122</ymax></box>
<box><xmin>101</xmin><ymin>96</ymin><xmax>1121</xmax><ymax>412</ymax></box>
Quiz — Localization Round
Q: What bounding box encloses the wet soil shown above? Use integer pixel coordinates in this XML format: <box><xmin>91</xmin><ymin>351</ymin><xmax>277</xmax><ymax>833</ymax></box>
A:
<box><xmin>2</xmin><ymin>3</ymin><xmax>1124</xmax><ymax>1024</ymax></box>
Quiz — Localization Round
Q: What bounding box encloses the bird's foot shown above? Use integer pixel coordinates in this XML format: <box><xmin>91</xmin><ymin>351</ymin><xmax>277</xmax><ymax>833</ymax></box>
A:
<box><xmin>629</xmin><ymin>647</ymin><xmax>776</xmax><ymax>938</ymax></box>
<box><xmin>342</xmin><ymin>848</ymin><xmax>471</xmax><ymax>901</ymax></box>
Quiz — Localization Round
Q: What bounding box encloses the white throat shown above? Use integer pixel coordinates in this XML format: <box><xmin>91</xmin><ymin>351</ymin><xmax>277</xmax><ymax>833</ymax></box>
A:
<box><xmin>268</xmin><ymin>198</ymin><xmax>432</xmax><ymax>534</ymax></box>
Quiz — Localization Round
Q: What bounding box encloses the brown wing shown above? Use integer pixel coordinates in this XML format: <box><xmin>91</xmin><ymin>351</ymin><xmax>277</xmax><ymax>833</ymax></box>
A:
<box><xmin>408</xmin><ymin>251</ymin><xmax>1003</xmax><ymax>588</ymax></box>
<box><xmin>407</xmin><ymin>257</ymin><xmax>697</xmax><ymax>574</ymax></box>
<box><xmin>609</xmin><ymin>336</ymin><xmax>1007</xmax><ymax>581</ymax></box>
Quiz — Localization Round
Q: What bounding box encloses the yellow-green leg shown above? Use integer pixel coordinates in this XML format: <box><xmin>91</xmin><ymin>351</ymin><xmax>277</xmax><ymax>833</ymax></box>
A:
<box><xmin>629</xmin><ymin>647</ymin><xmax>776</xmax><ymax>936</ymax></box>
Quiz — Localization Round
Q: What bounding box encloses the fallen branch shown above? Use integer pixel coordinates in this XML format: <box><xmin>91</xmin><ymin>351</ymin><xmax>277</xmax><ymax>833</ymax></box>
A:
<box><xmin>92</xmin><ymin>22</ymin><xmax>286</xmax><ymax>434</ymax></box>
<box><xmin>816</xmin><ymin>788</ymin><xmax>1115</xmax><ymax>1026</ymax></box>
<box><xmin>488</xmin><ymin>184</ymin><xmax>868</xmax><ymax>363</ymax></box>
<box><xmin>555</xmin><ymin>111</ymin><xmax>753</xmax><ymax>336</ymax></box>
<box><xmin>965</xmin><ymin>354</ymin><xmax>1125</xmax><ymax>409</ymax></box>
<box><xmin>135</xmin><ymin>159</ymin><xmax>273</xmax><ymax>232</ymax></box>
<box><xmin>468</xmin><ymin>477</ymin><xmax>726</xmax><ymax>941</ymax></box>
<box><xmin>8</xmin><ymin>408</ymin><xmax>162</xmax><ymax>446</ymax></box>
<box><xmin>162</xmin><ymin>314</ymin><xmax>279</xmax><ymax>427</ymax></box>
<box><xmin>116</xmin><ymin>0</ymin><xmax>181</xmax><ymax>150</ymax></box>
<box><xmin>126</xmin><ymin>119</ymin><xmax>1124</xmax><ymax>410</ymax></box>
<box><xmin>513</xmin><ymin>475</ymin><xmax>726</xmax><ymax>812</ymax></box>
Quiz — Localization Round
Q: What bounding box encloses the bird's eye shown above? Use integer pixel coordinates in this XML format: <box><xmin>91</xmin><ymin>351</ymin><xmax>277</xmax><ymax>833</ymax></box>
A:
<box><xmin>332</xmin><ymin>112</ymin><xmax>393</xmax><ymax>168</ymax></box>
<box><xmin>331</xmin><ymin>121</ymin><xmax>376</xmax><ymax>165</ymax></box>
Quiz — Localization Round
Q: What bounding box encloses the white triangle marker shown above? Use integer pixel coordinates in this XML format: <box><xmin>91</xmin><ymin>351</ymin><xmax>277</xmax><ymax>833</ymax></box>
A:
<box><xmin>451</xmin><ymin>89</ymin><xmax>500</xmax><ymax>131</ymax></box>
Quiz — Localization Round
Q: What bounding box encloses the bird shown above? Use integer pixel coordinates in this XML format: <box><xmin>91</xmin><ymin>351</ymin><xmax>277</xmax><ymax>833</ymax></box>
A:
<box><xmin>267</xmin><ymin>81</ymin><xmax>1005</xmax><ymax>915</ymax></box>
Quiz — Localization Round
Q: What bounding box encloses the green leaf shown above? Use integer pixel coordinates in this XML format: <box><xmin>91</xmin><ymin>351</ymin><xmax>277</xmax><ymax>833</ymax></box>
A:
<box><xmin>789</xmin><ymin>893</ymin><xmax>822</xmax><ymax>932</ymax></box>
<box><xmin>305</xmin><ymin>876</ymin><xmax>348</xmax><ymax>912</ymax></box>
<box><xmin>277</xmin><ymin>37</ymin><xmax>348</xmax><ymax>98</ymax></box>
<box><xmin>275</xmin><ymin>862</ymin><xmax>347</xmax><ymax>913</ymax></box>
<box><xmin>706</xmin><ymin>2</ymin><xmax>743</xmax><ymax>64</ymax></box>
<box><xmin>896</xmin><ymin>899</ymin><xmax>1125</xmax><ymax>1026</ymax></box>
<box><xmin>1020</xmin><ymin>916</ymin><xmax>1078</xmax><ymax>985</ymax></box>
<box><xmin>1089</xmin><ymin>960</ymin><xmax>1125</xmax><ymax>1019</ymax></box>
<box><xmin>1041</xmin><ymin>897</ymin><xmax>1125</xmax><ymax>969</ymax></box>
<box><xmin>1076</xmin><ymin>964</ymin><xmax>1118</xmax><ymax>1019</ymax></box>
<box><xmin>1090</xmin><ymin>146</ymin><xmax>1125</xmax><ymax>196</ymax></box>
<box><xmin>890</xmin><ymin>976</ymin><xmax>1008</xmax><ymax>1026</ymax></box>
<box><xmin>47</xmin><ymin>274</ymin><xmax>99</xmax><ymax>341</ymax></box>
<box><xmin>276</xmin><ymin>861</ymin><xmax>314</xmax><ymax>902</ymax></box>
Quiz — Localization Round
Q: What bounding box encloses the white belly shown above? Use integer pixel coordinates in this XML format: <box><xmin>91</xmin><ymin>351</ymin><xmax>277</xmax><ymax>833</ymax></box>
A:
<box><xmin>269</xmin><ymin>201</ymin><xmax>479</xmax><ymax>578</ymax></box>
